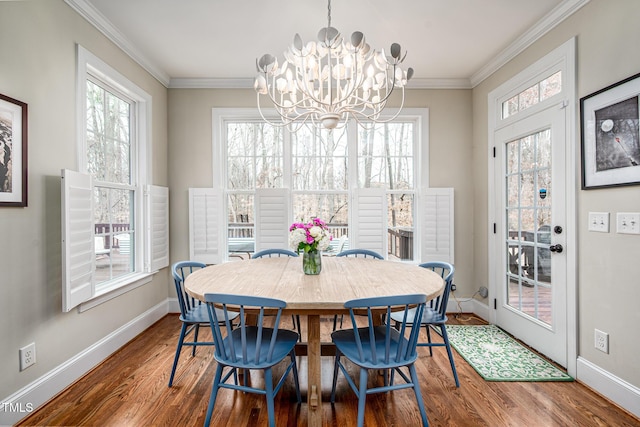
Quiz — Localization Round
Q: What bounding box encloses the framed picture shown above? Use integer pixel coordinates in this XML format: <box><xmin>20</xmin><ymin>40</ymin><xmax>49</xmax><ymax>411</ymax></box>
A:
<box><xmin>0</xmin><ymin>93</ymin><xmax>28</xmax><ymax>206</ymax></box>
<box><xmin>580</xmin><ymin>73</ymin><xmax>640</xmax><ymax>189</ymax></box>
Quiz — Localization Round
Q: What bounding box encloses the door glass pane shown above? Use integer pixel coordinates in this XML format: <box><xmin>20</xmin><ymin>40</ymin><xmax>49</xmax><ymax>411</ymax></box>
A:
<box><xmin>504</xmin><ymin>129</ymin><xmax>553</xmax><ymax>325</ymax></box>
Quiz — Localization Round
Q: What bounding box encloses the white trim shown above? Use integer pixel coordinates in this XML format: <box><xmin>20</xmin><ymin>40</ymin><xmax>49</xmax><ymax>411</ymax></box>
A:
<box><xmin>0</xmin><ymin>301</ymin><xmax>168</xmax><ymax>426</ymax></box>
<box><xmin>78</xmin><ymin>273</ymin><xmax>154</xmax><ymax>312</ymax></box>
<box><xmin>577</xmin><ymin>357</ymin><xmax>640</xmax><ymax>419</ymax></box>
<box><xmin>64</xmin><ymin>0</ymin><xmax>170</xmax><ymax>86</ymax></box>
<box><xmin>169</xmin><ymin>77</ymin><xmax>472</xmax><ymax>90</ymax></box>
<box><xmin>487</xmin><ymin>38</ymin><xmax>577</xmax><ymax>375</ymax></box>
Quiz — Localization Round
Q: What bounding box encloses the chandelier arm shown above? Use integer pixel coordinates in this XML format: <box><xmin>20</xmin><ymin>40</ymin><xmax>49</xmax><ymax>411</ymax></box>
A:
<box><xmin>256</xmin><ymin>93</ymin><xmax>314</xmax><ymax>128</ymax></box>
<box><xmin>351</xmin><ymin>87</ymin><xmax>407</xmax><ymax>125</ymax></box>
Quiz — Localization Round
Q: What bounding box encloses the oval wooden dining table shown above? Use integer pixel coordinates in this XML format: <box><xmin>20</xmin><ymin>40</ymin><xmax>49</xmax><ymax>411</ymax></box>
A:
<box><xmin>185</xmin><ymin>256</ymin><xmax>444</xmax><ymax>427</ymax></box>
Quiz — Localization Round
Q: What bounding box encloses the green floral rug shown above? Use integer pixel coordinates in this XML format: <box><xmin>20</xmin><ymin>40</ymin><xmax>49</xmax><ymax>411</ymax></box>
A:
<box><xmin>446</xmin><ymin>324</ymin><xmax>573</xmax><ymax>382</ymax></box>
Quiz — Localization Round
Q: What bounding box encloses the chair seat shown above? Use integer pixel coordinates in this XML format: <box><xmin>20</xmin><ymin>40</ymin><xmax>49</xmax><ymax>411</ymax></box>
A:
<box><xmin>217</xmin><ymin>327</ymin><xmax>299</xmax><ymax>369</ymax></box>
<box><xmin>331</xmin><ymin>326</ymin><xmax>417</xmax><ymax>369</ymax></box>
<box><xmin>181</xmin><ymin>303</ymin><xmax>239</xmax><ymax>324</ymax></box>
<box><xmin>389</xmin><ymin>306</ymin><xmax>448</xmax><ymax>326</ymax></box>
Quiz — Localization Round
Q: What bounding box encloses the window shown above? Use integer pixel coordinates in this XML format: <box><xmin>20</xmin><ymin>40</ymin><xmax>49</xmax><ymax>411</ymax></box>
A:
<box><xmin>502</xmin><ymin>71</ymin><xmax>562</xmax><ymax>119</ymax></box>
<box><xmin>210</xmin><ymin>109</ymin><xmax>428</xmax><ymax>262</ymax></box>
<box><xmin>61</xmin><ymin>45</ymin><xmax>168</xmax><ymax>312</ymax></box>
<box><xmin>86</xmin><ymin>78</ymin><xmax>136</xmax><ymax>289</ymax></box>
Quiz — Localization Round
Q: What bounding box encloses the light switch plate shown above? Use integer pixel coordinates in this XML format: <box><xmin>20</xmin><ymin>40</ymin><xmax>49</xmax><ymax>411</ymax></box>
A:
<box><xmin>616</xmin><ymin>212</ymin><xmax>640</xmax><ymax>234</ymax></box>
<box><xmin>588</xmin><ymin>212</ymin><xmax>609</xmax><ymax>232</ymax></box>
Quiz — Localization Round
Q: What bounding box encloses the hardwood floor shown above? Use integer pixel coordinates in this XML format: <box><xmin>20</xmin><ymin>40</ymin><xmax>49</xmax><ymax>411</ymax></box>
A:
<box><xmin>18</xmin><ymin>314</ymin><xmax>639</xmax><ymax>427</ymax></box>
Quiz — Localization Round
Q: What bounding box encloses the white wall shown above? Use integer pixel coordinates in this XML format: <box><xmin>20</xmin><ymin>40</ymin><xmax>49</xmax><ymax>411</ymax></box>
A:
<box><xmin>0</xmin><ymin>1</ymin><xmax>169</xmax><ymax>423</ymax></box>
<box><xmin>472</xmin><ymin>0</ymin><xmax>640</xmax><ymax>397</ymax></box>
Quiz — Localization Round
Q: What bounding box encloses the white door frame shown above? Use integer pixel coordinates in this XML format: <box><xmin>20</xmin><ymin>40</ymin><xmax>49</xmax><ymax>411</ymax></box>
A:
<box><xmin>487</xmin><ymin>38</ymin><xmax>577</xmax><ymax>377</ymax></box>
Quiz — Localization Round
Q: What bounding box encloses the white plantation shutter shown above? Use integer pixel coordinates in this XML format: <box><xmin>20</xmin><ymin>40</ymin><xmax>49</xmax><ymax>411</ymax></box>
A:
<box><xmin>147</xmin><ymin>185</ymin><xmax>169</xmax><ymax>271</ymax></box>
<box><xmin>421</xmin><ymin>188</ymin><xmax>454</xmax><ymax>264</ymax></box>
<box><xmin>254</xmin><ymin>188</ymin><xmax>291</xmax><ymax>252</ymax></box>
<box><xmin>189</xmin><ymin>188</ymin><xmax>224</xmax><ymax>264</ymax></box>
<box><xmin>350</xmin><ymin>188</ymin><xmax>388</xmax><ymax>258</ymax></box>
<box><xmin>61</xmin><ymin>169</ymin><xmax>94</xmax><ymax>312</ymax></box>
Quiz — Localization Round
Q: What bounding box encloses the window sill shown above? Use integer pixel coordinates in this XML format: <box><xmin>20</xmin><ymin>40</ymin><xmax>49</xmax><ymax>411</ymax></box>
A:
<box><xmin>78</xmin><ymin>272</ymin><xmax>156</xmax><ymax>313</ymax></box>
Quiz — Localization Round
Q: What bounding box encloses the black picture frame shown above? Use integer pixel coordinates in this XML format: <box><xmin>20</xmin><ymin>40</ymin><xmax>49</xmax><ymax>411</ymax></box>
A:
<box><xmin>580</xmin><ymin>73</ymin><xmax>640</xmax><ymax>189</ymax></box>
<box><xmin>0</xmin><ymin>93</ymin><xmax>28</xmax><ymax>206</ymax></box>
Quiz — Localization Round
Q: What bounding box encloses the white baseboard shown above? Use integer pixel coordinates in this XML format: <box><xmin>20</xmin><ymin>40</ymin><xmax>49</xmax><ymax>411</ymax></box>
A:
<box><xmin>167</xmin><ymin>297</ymin><xmax>180</xmax><ymax>313</ymax></box>
<box><xmin>447</xmin><ymin>295</ymin><xmax>490</xmax><ymax>321</ymax></box>
<box><xmin>1</xmin><ymin>301</ymin><xmax>169</xmax><ymax>426</ymax></box>
<box><xmin>577</xmin><ymin>357</ymin><xmax>640</xmax><ymax>419</ymax></box>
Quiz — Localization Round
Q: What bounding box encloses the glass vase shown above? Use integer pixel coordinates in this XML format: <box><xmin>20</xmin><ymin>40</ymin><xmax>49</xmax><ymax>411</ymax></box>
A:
<box><xmin>302</xmin><ymin>250</ymin><xmax>322</xmax><ymax>275</ymax></box>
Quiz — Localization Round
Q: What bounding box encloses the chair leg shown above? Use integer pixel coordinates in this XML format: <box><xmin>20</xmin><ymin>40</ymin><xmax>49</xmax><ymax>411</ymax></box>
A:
<box><xmin>192</xmin><ymin>324</ymin><xmax>200</xmax><ymax>356</ymax></box>
<box><xmin>409</xmin><ymin>363</ymin><xmax>429</xmax><ymax>426</ymax></box>
<box><xmin>168</xmin><ymin>322</ymin><xmax>188</xmax><ymax>387</ymax></box>
<box><xmin>264</xmin><ymin>368</ymin><xmax>276</xmax><ymax>427</ymax></box>
<box><xmin>356</xmin><ymin>367</ymin><xmax>369</xmax><ymax>427</ymax></box>
<box><xmin>330</xmin><ymin>350</ymin><xmax>342</xmax><ymax>402</ymax></box>
<box><xmin>295</xmin><ymin>315</ymin><xmax>302</xmax><ymax>341</ymax></box>
<box><xmin>440</xmin><ymin>325</ymin><xmax>460</xmax><ymax>387</ymax></box>
<box><xmin>424</xmin><ymin>324</ymin><xmax>434</xmax><ymax>356</ymax></box>
<box><xmin>290</xmin><ymin>351</ymin><xmax>302</xmax><ymax>403</ymax></box>
<box><xmin>204</xmin><ymin>364</ymin><xmax>224</xmax><ymax>427</ymax></box>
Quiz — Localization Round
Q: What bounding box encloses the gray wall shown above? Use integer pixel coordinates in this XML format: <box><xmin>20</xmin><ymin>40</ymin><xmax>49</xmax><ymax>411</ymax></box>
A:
<box><xmin>472</xmin><ymin>0</ymin><xmax>640</xmax><ymax>387</ymax></box>
<box><xmin>0</xmin><ymin>0</ymin><xmax>169</xmax><ymax>405</ymax></box>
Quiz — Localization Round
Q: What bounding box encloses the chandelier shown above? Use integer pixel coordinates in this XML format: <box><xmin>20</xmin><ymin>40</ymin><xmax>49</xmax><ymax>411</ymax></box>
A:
<box><xmin>254</xmin><ymin>0</ymin><xmax>413</xmax><ymax>130</ymax></box>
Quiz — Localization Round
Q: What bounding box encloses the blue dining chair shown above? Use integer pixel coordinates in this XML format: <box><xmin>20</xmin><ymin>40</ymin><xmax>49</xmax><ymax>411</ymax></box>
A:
<box><xmin>333</xmin><ymin>248</ymin><xmax>385</xmax><ymax>330</ymax></box>
<box><xmin>169</xmin><ymin>261</ymin><xmax>239</xmax><ymax>387</ymax></box>
<box><xmin>330</xmin><ymin>294</ymin><xmax>429</xmax><ymax>427</ymax></box>
<box><xmin>252</xmin><ymin>248</ymin><xmax>299</xmax><ymax>258</ymax></box>
<box><xmin>203</xmin><ymin>293</ymin><xmax>301</xmax><ymax>427</ymax></box>
<box><xmin>252</xmin><ymin>248</ymin><xmax>302</xmax><ymax>336</ymax></box>
<box><xmin>336</xmin><ymin>248</ymin><xmax>384</xmax><ymax>260</ymax></box>
<box><xmin>389</xmin><ymin>261</ymin><xmax>459</xmax><ymax>387</ymax></box>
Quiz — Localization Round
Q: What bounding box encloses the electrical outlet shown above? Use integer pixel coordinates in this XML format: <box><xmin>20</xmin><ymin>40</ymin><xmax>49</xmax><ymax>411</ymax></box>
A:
<box><xmin>588</xmin><ymin>212</ymin><xmax>609</xmax><ymax>232</ymax></box>
<box><xmin>19</xmin><ymin>342</ymin><xmax>36</xmax><ymax>371</ymax></box>
<box><xmin>478</xmin><ymin>286</ymin><xmax>489</xmax><ymax>298</ymax></box>
<box><xmin>594</xmin><ymin>329</ymin><xmax>609</xmax><ymax>354</ymax></box>
<box><xmin>450</xmin><ymin>283</ymin><xmax>456</xmax><ymax>292</ymax></box>
<box><xmin>616</xmin><ymin>212</ymin><xmax>640</xmax><ymax>234</ymax></box>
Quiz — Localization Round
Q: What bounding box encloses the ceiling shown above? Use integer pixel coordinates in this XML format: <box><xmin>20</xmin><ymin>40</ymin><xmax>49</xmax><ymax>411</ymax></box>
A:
<box><xmin>69</xmin><ymin>0</ymin><xmax>587</xmax><ymax>88</ymax></box>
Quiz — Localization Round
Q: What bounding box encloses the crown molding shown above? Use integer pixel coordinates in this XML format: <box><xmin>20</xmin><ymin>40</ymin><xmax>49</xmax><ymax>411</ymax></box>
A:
<box><xmin>64</xmin><ymin>0</ymin><xmax>171</xmax><ymax>87</ymax></box>
<box><xmin>168</xmin><ymin>77</ymin><xmax>472</xmax><ymax>90</ymax></box>
<box><xmin>470</xmin><ymin>0</ymin><xmax>591</xmax><ymax>87</ymax></box>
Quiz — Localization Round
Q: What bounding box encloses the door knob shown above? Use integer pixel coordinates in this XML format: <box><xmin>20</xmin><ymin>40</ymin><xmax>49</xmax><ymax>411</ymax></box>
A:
<box><xmin>549</xmin><ymin>244</ymin><xmax>563</xmax><ymax>253</ymax></box>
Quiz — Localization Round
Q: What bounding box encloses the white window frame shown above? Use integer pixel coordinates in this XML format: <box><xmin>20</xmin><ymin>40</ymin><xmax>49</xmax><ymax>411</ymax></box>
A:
<box><xmin>210</xmin><ymin>108</ymin><xmax>429</xmax><ymax>262</ymax></box>
<box><xmin>63</xmin><ymin>45</ymin><xmax>165</xmax><ymax>312</ymax></box>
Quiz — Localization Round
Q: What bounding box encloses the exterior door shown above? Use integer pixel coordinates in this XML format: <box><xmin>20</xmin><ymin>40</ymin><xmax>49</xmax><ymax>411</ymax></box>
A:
<box><xmin>494</xmin><ymin>105</ymin><xmax>568</xmax><ymax>367</ymax></box>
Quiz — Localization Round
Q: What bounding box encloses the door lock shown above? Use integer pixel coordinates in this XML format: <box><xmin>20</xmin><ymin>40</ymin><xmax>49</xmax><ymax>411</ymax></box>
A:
<box><xmin>549</xmin><ymin>244</ymin><xmax>563</xmax><ymax>253</ymax></box>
